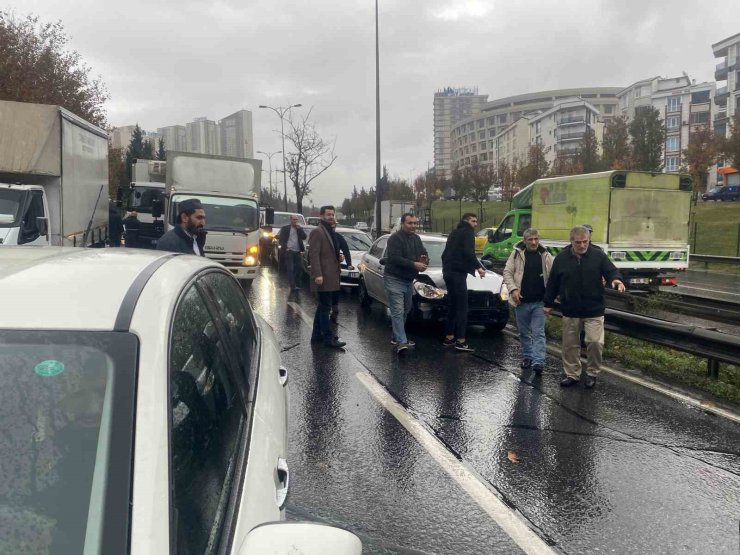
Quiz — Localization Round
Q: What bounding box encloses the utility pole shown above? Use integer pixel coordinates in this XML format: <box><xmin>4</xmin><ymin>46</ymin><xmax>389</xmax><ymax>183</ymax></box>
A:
<box><xmin>374</xmin><ymin>0</ymin><xmax>382</xmax><ymax>237</ymax></box>
<box><xmin>257</xmin><ymin>150</ymin><xmax>282</xmax><ymax>200</ymax></box>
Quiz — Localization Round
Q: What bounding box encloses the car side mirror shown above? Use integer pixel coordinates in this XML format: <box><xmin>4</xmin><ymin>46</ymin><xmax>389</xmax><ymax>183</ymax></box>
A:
<box><xmin>240</xmin><ymin>522</ymin><xmax>362</xmax><ymax>555</ymax></box>
<box><xmin>151</xmin><ymin>198</ymin><xmax>163</xmax><ymax>219</ymax></box>
<box><xmin>265</xmin><ymin>207</ymin><xmax>275</xmax><ymax>226</ymax></box>
<box><xmin>36</xmin><ymin>216</ymin><xmax>49</xmax><ymax>237</ymax></box>
<box><xmin>487</xmin><ymin>230</ymin><xmax>495</xmax><ymax>242</ymax></box>
<box><xmin>481</xmin><ymin>258</ymin><xmax>493</xmax><ymax>269</ymax></box>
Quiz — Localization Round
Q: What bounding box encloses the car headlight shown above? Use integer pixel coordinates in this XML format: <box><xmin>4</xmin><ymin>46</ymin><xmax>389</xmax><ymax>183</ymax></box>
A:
<box><xmin>413</xmin><ymin>281</ymin><xmax>446</xmax><ymax>300</ymax></box>
<box><xmin>499</xmin><ymin>283</ymin><xmax>509</xmax><ymax>301</ymax></box>
<box><xmin>243</xmin><ymin>255</ymin><xmax>258</xmax><ymax>266</ymax></box>
<box><xmin>261</xmin><ymin>231</ymin><xmax>274</xmax><ymax>239</ymax></box>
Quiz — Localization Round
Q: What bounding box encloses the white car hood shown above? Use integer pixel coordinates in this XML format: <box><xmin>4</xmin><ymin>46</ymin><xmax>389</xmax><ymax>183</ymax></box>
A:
<box><xmin>0</xmin><ymin>227</ymin><xmax>14</xmax><ymax>245</ymax></box>
<box><xmin>420</xmin><ymin>267</ymin><xmax>504</xmax><ymax>294</ymax></box>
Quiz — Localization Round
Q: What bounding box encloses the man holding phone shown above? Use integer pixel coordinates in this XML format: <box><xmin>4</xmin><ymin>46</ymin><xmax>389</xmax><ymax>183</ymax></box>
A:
<box><xmin>441</xmin><ymin>213</ymin><xmax>485</xmax><ymax>352</ymax></box>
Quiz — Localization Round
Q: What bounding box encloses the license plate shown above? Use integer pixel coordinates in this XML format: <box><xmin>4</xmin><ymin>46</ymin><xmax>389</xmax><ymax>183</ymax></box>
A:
<box><xmin>630</xmin><ymin>278</ymin><xmax>649</xmax><ymax>284</ymax></box>
<box><xmin>349</xmin><ymin>271</ymin><xmax>359</xmax><ymax>278</ymax></box>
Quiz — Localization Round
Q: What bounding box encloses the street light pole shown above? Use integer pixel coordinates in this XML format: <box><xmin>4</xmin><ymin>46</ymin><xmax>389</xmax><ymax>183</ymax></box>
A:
<box><xmin>259</xmin><ymin>104</ymin><xmax>302</xmax><ymax>212</ymax></box>
<box><xmin>256</xmin><ymin>150</ymin><xmax>282</xmax><ymax>200</ymax></box>
<box><xmin>374</xmin><ymin>0</ymin><xmax>382</xmax><ymax>237</ymax></box>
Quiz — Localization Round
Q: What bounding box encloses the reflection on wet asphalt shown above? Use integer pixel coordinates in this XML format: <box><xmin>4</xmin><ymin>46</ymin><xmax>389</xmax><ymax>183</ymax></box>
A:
<box><xmin>247</xmin><ymin>268</ymin><xmax>740</xmax><ymax>554</ymax></box>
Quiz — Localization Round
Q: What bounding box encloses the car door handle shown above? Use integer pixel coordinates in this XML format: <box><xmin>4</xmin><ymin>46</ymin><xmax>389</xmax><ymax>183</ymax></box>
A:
<box><xmin>278</xmin><ymin>366</ymin><xmax>288</xmax><ymax>387</ymax></box>
<box><xmin>276</xmin><ymin>457</ymin><xmax>289</xmax><ymax>509</ymax></box>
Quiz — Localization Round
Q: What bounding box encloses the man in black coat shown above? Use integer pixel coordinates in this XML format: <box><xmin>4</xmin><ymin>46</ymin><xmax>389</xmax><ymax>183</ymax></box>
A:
<box><xmin>123</xmin><ymin>211</ymin><xmax>140</xmax><ymax>248</ymax></box>
<box><xmin>156</xmin><ymin>199</ymin><xmax>207</xmax><ymax>256</ymax></box>
<box><xmin>544</xmin><ymin>225</ymin><xmax>625</xmax><ymax>389</ymax></box>
<box><xmin>108</xmin><ymin>206</ymin><xmax>123</xmax><ymax>247</ymax></box>
<box><xmin>278</xmin><ymin>214</ymin><xmax>307</xmax><ymax>290</ymax></box>
<box><xmin>441</xmin><ymin>213</ymin><xmax>485</xmax><ymax>352</ymax></box>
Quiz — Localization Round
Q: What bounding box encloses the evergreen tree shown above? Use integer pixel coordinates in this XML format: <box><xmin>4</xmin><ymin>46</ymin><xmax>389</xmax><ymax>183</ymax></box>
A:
<box><xmin>124</xmin><ymin>124</ymin><xmax>144</xmax><ymax>183</ymax></box>
<box><xmin>157</xmin><ymin>137</ymin><xmax>166</xmax><ymax>161</ymax></box>
<box><xmin>629</xmin><ymin>107</ymin><xmax>665</xmax><ymax>172</ymax></box>
<box><xmin>601</xmin><ymin>116</ymin><xmax>630</xmax><ymax>169</ymax></box>
<box><xmin>141</xmin><ymin>139</ymin><xmax>155</xmax><ymax>160</ymax></box>
<box><xmin>577</xmin><ymin>127</ymin><xmax>603</xmax><ymax>173</ymax></box>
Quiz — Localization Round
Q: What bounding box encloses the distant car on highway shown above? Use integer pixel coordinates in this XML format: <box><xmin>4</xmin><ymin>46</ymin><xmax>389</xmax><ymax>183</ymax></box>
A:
<box><xmin>0</xmin><ymin>247</ymin><xmax>360</xmax><ymax>554</ymax></box>
<box><xmin>261</xmin><ymin>211</ymin><xmax>306</xmax><ymax>263</ymax></box>
<box><xmin>303</xmin><ymin>226</ymin><xmax>373</xmax><ymax>289</ymax></box>
<box><xmin>475</xmin><ymin>227</ymin><xmax>495</xmax><ymax>253</ymax></box>
<box><xmin>355</xmin><ymin>222</ymin><xmax>369</xmax><ymax>231</ymax></box>
<box><xmin>702</xmin><ymin>185</ymin><xmax>740</xmax><ymax>201</ymax></box>
<box><xmin>357</xmin><ymin>233</ymin><xmax>510</xmax><ymax>333</ymax></box>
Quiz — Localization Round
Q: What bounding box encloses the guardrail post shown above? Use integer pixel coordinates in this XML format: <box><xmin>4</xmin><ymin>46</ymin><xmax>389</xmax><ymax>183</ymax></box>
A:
<box><xmin>707</xmin><ymin>358</ymin><xmax>719</xmax><ymax>380</ymax></box>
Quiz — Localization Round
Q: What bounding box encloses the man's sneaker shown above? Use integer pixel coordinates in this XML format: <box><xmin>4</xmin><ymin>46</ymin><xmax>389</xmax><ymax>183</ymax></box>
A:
<box><xmin>584</xmin><ymin>375</ymin><xmax>596</xmax><ymax>389</ymax></box>
<box><xmin>521</xmin><ymin>359</ymin><xmax>532</xmax><ymax>370</ymax></box>
<box><xmin>391</xmin><ymin>339</ymin><xmax>415</xmax><ymax>346</ymax></box>
<box><xmin>454</xmin><ymin>341</ymin><xmax>474</xmax><ymax>353</ymax></box>
<box><xmin>532</xmin><ymin>363</ymin><xmax>544</xmax><ymax>374</ymax></box>
<box><xmin>397</xmin><ymin>343</ymin><xmax>409</xmax><ymax>354</ymax></box>
<box><xmin>560</xmin><ymin>376</ymin><xmax>579</xmax><ymax>387</ymax></box>
<box><xmin>443</xmin><ymin>337</ymin><xmax>456</xmax><ymax>347</ymax></box>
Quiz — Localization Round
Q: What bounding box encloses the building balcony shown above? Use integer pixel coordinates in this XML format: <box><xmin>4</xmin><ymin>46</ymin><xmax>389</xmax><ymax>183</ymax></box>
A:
<box><xmin>714</xmin><ymin>110</ymin><xmax>728</xmax><ymax>124</ymax></box>
<box><xmin>556</xmin><ymin>131</ymin><xmax>584</xmax><ymax>142</ymax></box>
<box><xmin>557</xmin><ymin>116</ymin><xmax>586</xmax><ymax>126</ymax></box>
<box><xmin>665</xmin><ymin>103</ymin><xmax>682</xmax><ymax>114</ymax></box>
<box><xmin>716</xmin><ymin>60</ymin><xmax>728</xmax><ymax>80</ymax></box>
<box><xmin>715</xmin><ymin>86</ymin><xmax>729</xmax><ymax>106</ymax></box>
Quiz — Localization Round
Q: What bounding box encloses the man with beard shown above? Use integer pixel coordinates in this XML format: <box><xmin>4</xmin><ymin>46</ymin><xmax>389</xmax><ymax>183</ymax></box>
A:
<box><xmin>156</xmin><ymin>199</ymin><xmax>207</xmax><ymax>256</ymax></box>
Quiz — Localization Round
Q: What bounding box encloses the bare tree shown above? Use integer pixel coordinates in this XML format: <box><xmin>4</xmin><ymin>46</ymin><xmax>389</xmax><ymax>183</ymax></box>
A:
<box><xmin>284</xmin><ymin>108</ymin><xmax>338</xmax><ymax>212</ymax></box>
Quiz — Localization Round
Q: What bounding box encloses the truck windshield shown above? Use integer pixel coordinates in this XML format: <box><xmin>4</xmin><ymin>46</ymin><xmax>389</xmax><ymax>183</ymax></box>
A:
<box><xmin>129</xmin><ymin>185</ymin><xmax>165</xmax><ymax>214</ymax></box>
<box><xmin>172</xmin><ymin>194</ymin><xmax>259</xmax><ymax>232</ymax></box>
<box><xmin>272</xmin><ymin>212</ymin><xmax>306</xmax><ymax>227</ymax></box>
<box><xmin>0</xmin><ymin>330</ymin><xmax>137</xmax><ymax>554</ymax></box>
<box><xmin>0</xmin><ymin>188</ymin><xmax>25</xmax><ymax>227</ymax></box>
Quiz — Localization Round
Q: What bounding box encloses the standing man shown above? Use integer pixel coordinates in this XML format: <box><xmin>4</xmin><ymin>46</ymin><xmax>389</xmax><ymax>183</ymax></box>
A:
<box><xmin>308</xmin><ymin>206</ymin><xmax>345</xmax><ymax>349</ymax></box>
<box><xmin>384</xmin><ymin>213</ymin><xmax>428</xmax><ymax>354</ymax></box>
<box><xmin>156</xmin><ymin>199</ymin><xmax>207</xmax><ymax>255</ymax></box>
<box><xmin>123</xmin><ymin>211</ymin><xmax>140</xmax><ymax>248</ymax></box>
<box><xmin>503</xmin><ymin>228</ymin><xmax>553</xmax><ymax>373</ymax></box>
<box><xmin>441</xmin><ymin>213</ymin><xmax>485</xmax><ymax>353</ymax></box>
<box><xmin>278</xmin><ymin>214</ymin><xmax>307</xmax><ymax>290</ymax></box>
<box><xmin>108</xmin><ymin>205</ymin><xmax>123</xmax><ymax>247</ymax></box>
<box><xmin>544</xmin><ymin>225</ymin><xmax>625</xmax><ymax>388</ymax></box>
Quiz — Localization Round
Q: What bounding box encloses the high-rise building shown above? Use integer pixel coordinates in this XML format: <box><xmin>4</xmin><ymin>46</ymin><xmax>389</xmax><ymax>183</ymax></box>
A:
<box><xmin>433</xmin><ymin>87</ymin><xmax>488</xmax><ymax>179</ymax></box>
<box><xmin>219</xmin><ymin>110</ymin><xmax>254</xmax><ymax>159</ymax></box>
<box><xmin>110</xmin><ymin>125</ymin><xmax>139</xmax><ymax>150</ymax></box>
<box><xmin>157</xmin><ymin>125</ymin><xmax>187</xmax><ymax>152</ymax></box>
<box><xmin>186</xmin><ymin>117</ymin><xmax>220</xmax><ymax>155</ymax></box>
<box><xmin>712</xmin><ymin>32</ymin><xmax>740</xmax><ymax>139</ymax></box>
<box><xmin>617</xmin><ymin>75</ymin><xmax>715</xmax><ymax>173</ymax></box>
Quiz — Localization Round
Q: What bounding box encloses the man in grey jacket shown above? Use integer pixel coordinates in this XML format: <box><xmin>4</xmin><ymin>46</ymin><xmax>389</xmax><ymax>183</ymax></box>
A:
<box><xmin>503</xmin><ymin>228</ymin><xmax>553</xmax><ymax>373</ymax></box>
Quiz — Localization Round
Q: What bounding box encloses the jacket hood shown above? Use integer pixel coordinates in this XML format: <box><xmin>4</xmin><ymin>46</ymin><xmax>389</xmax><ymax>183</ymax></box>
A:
<box><xmin>514</xmin><ymin>241</ymin><xmax>546</xmax><ymax>254</ymax></box>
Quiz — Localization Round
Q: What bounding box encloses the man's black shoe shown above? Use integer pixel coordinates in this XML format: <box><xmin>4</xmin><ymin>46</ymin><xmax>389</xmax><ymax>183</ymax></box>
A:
<box><xmin>325</xmin><ymin>339</ymin><xmax>346</xmax><ymax>349</ymax></box>
<box><xmin>584</xmin><ymin>375</ymin><xmax>596</xmax><ymax>389</ymax></box>
<box><xmin>560</xmin><ymin>376</ymin><xmax>579</xmax><ymax>387</ymax></box>
<box><xmin>310</xmin><ymin>335</ymin><xmax>323</xmax><ymax>344</ymax></box>
<box><xmin>532</xmin><ymin>363</ymin><xmax>544</xmax><ymax>374</ymax></box>
<box><xmin>521</xmin><ymin>359</ymin><xmax>532</xmax><ymax>370</ymax></box>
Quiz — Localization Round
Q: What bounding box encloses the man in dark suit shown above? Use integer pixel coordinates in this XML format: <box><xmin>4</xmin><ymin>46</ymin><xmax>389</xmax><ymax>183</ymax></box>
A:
<box><xmin>278</xmin><ymin>214</ymin><xmax>307</xmax><ymax>290</ymax></box>
<box><xmin>156</xmin><ymin>199</ymin><xmax>207</xmax><ymax>256</ymax></box>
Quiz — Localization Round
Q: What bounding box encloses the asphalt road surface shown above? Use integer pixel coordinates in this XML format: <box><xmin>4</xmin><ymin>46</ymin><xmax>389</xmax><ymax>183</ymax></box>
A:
<box><xmin>247</xmin><ymin>267</ymin><xmax>740</xmax><ymax>555</ymax></box>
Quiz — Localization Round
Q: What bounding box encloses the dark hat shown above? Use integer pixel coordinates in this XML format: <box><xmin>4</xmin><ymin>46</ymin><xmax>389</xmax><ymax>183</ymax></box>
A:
<box><xmin>178</xmin><ymin>198</ymin><xmax>203</xmax><ymax>214</ymax></box>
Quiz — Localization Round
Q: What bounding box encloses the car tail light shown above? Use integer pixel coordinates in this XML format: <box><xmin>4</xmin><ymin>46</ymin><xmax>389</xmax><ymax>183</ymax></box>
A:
<box><xmin>661</xmin><ymin>277</ymin><xmax>677</xmax><ymax>286</ymax></box>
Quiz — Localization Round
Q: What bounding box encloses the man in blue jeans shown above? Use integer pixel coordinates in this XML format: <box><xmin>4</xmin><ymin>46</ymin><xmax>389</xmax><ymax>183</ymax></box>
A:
<box><xmin>503</xmin><ymin>228</ymin><xmax>553</xmax><ymax>373</ymax></box>
<box><xmin>383</xmin><ymin>213</ymin><xmax>428</xmax><ymax>354</ymax></box>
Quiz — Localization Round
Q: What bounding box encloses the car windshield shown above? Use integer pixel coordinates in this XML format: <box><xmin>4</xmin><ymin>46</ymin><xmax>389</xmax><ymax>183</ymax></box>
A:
<box><xmin>0</xmin><ymin>188</ymin><xmax>25</xmax><ymax>227</ymax></box>
<box><xmin>272</xmin><ymin>212</ymin><xmax>306</xmax><ymax>227</ymax></box>
<box><xmin>420</xmin><ymin>239</ymin><xmax>446</xmax><ymax>267</ymax></box>
<box><xmin>129</xmin><ymin>185</ymin><xmax>165</xmax><ymax>214</ymax></box>
<box><xmin>172</xmin><ymin>194</ymin><xmax>259</xmax><ymax>232</ymax></box>
<box><xmin>0</xmin><ymin>331</ymin><xmax>136</xmax><ymax>554</ymax></box>
<box><xmin>338</xmin><ymin>231</ymin><xmax>372</xmax><ymax>250</ymax></box>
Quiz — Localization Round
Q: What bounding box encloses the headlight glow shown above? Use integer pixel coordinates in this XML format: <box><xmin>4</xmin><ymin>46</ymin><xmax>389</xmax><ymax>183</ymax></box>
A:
<box><xmin>262</xmin><ymin>231</ymin><xmax>274</xmax><ymax>239</ymax></box>
<box><xmin>243</xmin><ymin>255</ymin><xmax>258</xmax><ymax>266</ymax></box>
<box><xmin>248</xmin><ymin>245</ymin><xmax>259</xmax><ymax>255</ymax></box>
<box><xmin>499</xmin><ymin>283</ymin><xmax>509</xmax><ymax>301</ymax></box>
<box><xmin>413</xmin><ymin>281</ymin><xmax>446</xmax><ymax>300</ymax></box>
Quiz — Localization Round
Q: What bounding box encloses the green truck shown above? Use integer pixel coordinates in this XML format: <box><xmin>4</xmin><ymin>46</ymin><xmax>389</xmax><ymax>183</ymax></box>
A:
<box><xmin>482</xmin><ymin>171</ymin><xmax>693</xmax><ymax>288</ymax></box>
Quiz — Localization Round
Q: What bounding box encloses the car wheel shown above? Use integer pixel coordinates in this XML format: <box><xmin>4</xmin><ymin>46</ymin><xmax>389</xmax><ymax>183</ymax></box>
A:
<box><xmin>358</xmin><ymin>278</ymin><xmax>372</xmax><ymax>307</ymax></box>
<box><xmin>485</xmin><ymin>320</ymin><xmax>508</xmax><ymax>334</ymax></box>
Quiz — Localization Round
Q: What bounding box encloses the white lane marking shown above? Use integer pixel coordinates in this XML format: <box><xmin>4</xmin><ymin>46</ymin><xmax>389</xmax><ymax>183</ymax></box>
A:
<box><xmin>675</xmin><ymin>283</ymin><xmax>740</xmax><ymax>297</ymax></box>
<box><xmin>505</xmin><ymin>330</ymin><xmax>740</xmax><ymax>424</ymax></box>
<box><xmin>355</xmin><ymin>371</ymin><xmax>555</xmax><ymax>555</ymax></box>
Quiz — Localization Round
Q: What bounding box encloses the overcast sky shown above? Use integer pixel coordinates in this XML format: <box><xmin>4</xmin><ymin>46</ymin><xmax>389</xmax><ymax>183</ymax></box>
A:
<box><xmin>13</xmin><ymin>0</ymin><xmax>740</xmax><ymax>205</ymax></box>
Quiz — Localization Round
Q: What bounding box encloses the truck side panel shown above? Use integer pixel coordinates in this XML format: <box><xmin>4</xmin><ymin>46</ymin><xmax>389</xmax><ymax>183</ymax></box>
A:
<box><xmin>0</xmin><ymin>100</ymin><xmax>62</xmax><ymax>175</ymax></box>
<box><xmin>609</xmin><ymin>188</ymin><xmax>692</xmax><ymax>248</ymax></box>
<box><xmin>61</xmin><ymin>116</ymin><xmax>108</xmax><ymax>246</ymax></box>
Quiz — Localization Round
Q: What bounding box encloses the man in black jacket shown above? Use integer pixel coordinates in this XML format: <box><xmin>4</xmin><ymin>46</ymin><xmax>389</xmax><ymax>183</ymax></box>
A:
<box><xmin>383</xmin><ymin>213</ymin><xmax>428</xmax><ymax>354</ymax></box>
<box><xmin>278</xmin><ymin>214</ymin><xmax>307</xmax><ymax>290</ymax></box>
<box><xmin>108</xmin><ymin>206</ymin><xmax>123</xmax><ymax>247</ymax></box>
<box><xmin>544</xmin><ymin>225</ymin><xmax>625</xmax><ymax>388</ymax></box>
<box><xmin>123</xmin><ymin>211</ymin><xmax>140</xmax><ymax>248</ymax></box>
<box><xmin>441</xmin><ymin>213</ymin><xmax>485</xmax><ymax>352</ymax></box>
<box><xmin>156</xmin><ymin>199</ymin><xmax>207</xmax><ymax>256</ymax></box>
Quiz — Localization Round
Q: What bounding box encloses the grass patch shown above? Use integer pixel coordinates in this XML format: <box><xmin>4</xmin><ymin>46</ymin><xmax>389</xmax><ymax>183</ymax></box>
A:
<box><xmin>430</xmin><ymin>200</ymin><xmax>510</xmax><ymax>233</ymax></box>
<box><xmin>544</xmin><ymin>317</ymin><xmax>740</xmax><ymax>405</ymax></box>
<box><xmin>691</xmin><ymin>202</ymin><xmax>740</xmax><ymax>257</ymax></box>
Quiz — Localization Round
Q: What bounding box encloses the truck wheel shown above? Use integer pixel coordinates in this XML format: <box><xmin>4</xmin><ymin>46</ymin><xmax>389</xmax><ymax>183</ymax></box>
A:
<box><xmin>359</xmin><ymin>279</ymin><xmax>372</xmax><ymax>307</ymax></box>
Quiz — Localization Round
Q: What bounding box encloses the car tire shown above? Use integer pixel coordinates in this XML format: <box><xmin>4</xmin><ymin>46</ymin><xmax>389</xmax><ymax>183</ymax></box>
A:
<box><xmin>358</xmin><ymin>279</ymin><xmax>372</xmax><ymax>307</ymax></box>
<box><xmin>485</xmin><ymin>320</ymin><xmax>508</xmax><ymax>334</ymax></box>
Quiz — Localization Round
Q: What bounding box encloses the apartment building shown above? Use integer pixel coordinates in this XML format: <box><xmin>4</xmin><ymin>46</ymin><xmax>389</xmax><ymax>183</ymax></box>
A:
<box><xmin>186</xmin><ymin>117</ymin><xmax>220</xmax><ymax>155</ymax></box>
<box><xmin>617</xmin><ymin>75</ymin><xmax>715</xmax><ymax>172</ymax></box>
<box><xmin>433</xmin><ymin>87</ymin><xmax>489</xmax><ymax>179</ymax></box>
<box><xmin>157</xmin><ymin>125</ymin><xmax>187</xmax><ymax>152</ymax></box>
<box><xmin>529</xmin><ymin>98</ymin><xmax>604</xmax><ymax>164</ymax></box>
<box><xmin>712</xmin><ymin>32</ymin><xmax>740</xmax><ymax>139</ymax></box>
<box><xmin>219</xmin><ymin>110</ymin><xmax>254</xmax><ymax>159</ymax></box>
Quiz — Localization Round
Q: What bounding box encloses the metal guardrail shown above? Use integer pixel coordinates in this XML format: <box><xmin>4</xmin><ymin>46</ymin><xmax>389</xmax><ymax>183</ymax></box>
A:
<box><xmin>690</xmin><ymin>254</ymin><xmax>740</xmax><ymax>267</ymax></box>
<box><xmin>604</xmin><ymin>289</ymin><xmax>740</xmax><ymax>326</ymax></box>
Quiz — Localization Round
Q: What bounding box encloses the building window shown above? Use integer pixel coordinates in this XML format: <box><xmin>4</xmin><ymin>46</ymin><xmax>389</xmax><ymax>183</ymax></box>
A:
<box><xmin>604</xmin><ymin>104</ymin><xmax>614</xmax><ymax>114</ymax></box>
<box><xmin>487</xmin><ymin>117</ymin><xmax>495</xmax><ymax>126</ymax></box>
<box><xmin>498</xmin><ymin>114</ymin><xmax>507</xmax><ymax>124</ymax></box>
<box><xmin>691</xmin><ymin>90</ymin><xmax>710</xmax><ymax>104</ymax></box>
<box><xmin>689</xmin><ymin>112</ymin><xmax>709</xmax><ymax>125</ymax></box>
<box><xmin>665</xmin><ymin>156</ymin><xmax>680</xmax><ymax>172</ymax></box>
<box><xmin>535</xmin><ymin>121</ymin><xmax>542</xmax><ymax>134</ymax></box>
<box><xmin>488</xmin><ymin>140</ymin><xmax>494</xmax><ymax>149</ymax></box>
<box><xmin>477</xmin><ymin>119</ymin><xmax>485</xmax><ymax>129</ymax></box>
<box><xmin>666</xmin><ymin>116</ymin><xmax>680</xmax><ymax>130</ymax></box>
<box><xmin>479</xmin><ymin>142</ymin><xmax>486</xmax><ymax>151</ymax></box>
<box><xmin>667</xmin><ymin>96</ymin><xmax>681</xmax><ymax>112</ymax></box>
<box><xmin>666</xmin><ymin>136</ymin><xmax>679</xmax><ymax>152</ymax></box>
<box><xmin>489</xmin><ymin>129</ymin><xmax>497</xmax><ymax>138</ymax></box>
<box><xmin>479</xmin><ymin>131</ymin><xmax>486</xmax><ymax>140</ymax></box>
<box><xmin>480</xmin><ymin>153</ymin><xmax>488</xmax><ymax>161</ymax></box>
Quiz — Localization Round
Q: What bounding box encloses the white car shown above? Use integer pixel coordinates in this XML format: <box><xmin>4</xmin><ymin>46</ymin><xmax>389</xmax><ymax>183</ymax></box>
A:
<box><xmin>0</xmin><ymin>247</ymin><xmax>360</xmax><ymax>554</ymax></box>
<box><xmin>354</xmin><ymin>222</ymin><xmax>369</xmax><ymax>231</ymax></box>
<box><xmin>302</xmin><ymin>227</ymin><xmax>372</xmax><ymax>288</ymax></box>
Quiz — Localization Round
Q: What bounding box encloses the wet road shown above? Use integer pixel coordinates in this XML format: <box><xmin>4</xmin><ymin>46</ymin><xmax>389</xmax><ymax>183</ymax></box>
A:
<box><xmin>668</xmin><ymin>268</ymin><xmax>740</xmax><ymax>304</ymax></box>
<box><xmin>247</xmin><ymin>268</ymin><xmax>740</xmax><ymax>554</ymax></box>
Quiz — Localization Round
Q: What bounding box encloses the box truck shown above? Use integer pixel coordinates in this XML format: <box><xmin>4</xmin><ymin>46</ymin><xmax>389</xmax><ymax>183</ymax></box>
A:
<box><xmin>482</xmin><ymin>171</ymin><xmax>693</xmax><ymax>288</ymax></box>
<box><xmin>0</xmin><ymin>100</ymin><xmax>108</xmax><ymax>247</ymax></box>
<box><xmin>127</xmin><ymin>159</ymin><xmax>166</xmax><ymax>247</ymax></box>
